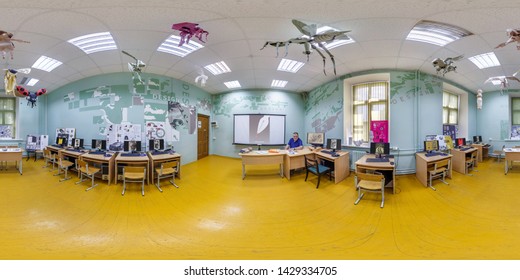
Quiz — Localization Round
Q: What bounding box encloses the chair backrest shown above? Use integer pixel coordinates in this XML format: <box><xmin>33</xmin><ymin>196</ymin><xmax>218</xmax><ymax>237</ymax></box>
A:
<box><xmin>434</xmin><ymin>158</ymin><xmax>450</xmax><ymax>171</ymax></box>
<box><xmin>161</xmin><ymin>160</ymin><xmax>179</xmax><ymax>173</ymax></box>
<box><xmin>77</xmin><ymin>159</ymin><xmax>87</xmax><ymax>172</ymax></box>
<box><xmin>124</xmin><ymin>166</ymin><xmax>146</xmax><ymax>178</ymax></box>
<box><xmin>304</xmin><ymin>156</ymin><xmax>320</xmax><ymax>173</ymax></box>
<box><xmin>356</xmin><ymin>172</ymin><xmax>384</xmax><ymax>183</ymax></box>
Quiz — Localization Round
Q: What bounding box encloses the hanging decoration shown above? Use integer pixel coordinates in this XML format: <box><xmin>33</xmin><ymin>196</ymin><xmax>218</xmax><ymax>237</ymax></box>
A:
<box><xmin>171</xmin><ymin>22</ymin><xmax>209</xmax><ymax>47</ymax></box>
<box><xmin>16</xmin><ymin>85</ymin><xmax>47</xmax><ymax>108</ymax></box>
<box><xmin>477</xmin><ymin>89</ymin><xmax>483</xmax><ymax>110</ymax></box>
<box><xmin>0</xmin><ymin>30</ymin><xmax>30</xmax><ymax>59</ymax></box>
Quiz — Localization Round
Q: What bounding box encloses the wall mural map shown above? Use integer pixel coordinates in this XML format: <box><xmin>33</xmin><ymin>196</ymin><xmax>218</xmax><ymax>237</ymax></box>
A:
<box><xmin>61</xmin><ymin>76</ymin><xmax>205</xmax><ymax>146</ymax></box>
<box><xmin>305</xmin><ymin>82</ymin><xmax>342</xmax><ymax>133</ymax></box>
<box><xmin>213</xmin><ymin>94</ymin><xmax>289</xmax><ymax>117</ymax></box>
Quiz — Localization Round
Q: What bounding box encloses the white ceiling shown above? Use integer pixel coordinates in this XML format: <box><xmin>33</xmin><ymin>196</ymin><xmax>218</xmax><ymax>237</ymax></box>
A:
<box><xmin>3</xmin><ymin>0</ymin><xmax>520</xmax><ymax>94</ymax></box>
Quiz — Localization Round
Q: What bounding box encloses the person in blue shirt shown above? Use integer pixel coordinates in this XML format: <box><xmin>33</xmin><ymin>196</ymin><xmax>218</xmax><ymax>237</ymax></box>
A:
<box><xmin>286</xmin><ymin>132</ymin><xmax>303</xmax><ymax>150</ymax></box>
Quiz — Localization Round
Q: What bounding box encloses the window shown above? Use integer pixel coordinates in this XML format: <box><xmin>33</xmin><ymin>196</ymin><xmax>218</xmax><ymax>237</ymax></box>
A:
<box><xmin>512</xmin><ymin>98</ymin><xmax>520</xmax><ymax>125</ymax></box>
<box><xmin>0</xmin><ymin>97</ymin><xmax>16</xmax><ymax>138</ymax></box>
<box><xmin>352</xmin><ymin>81</ymin><xmax>389</xmax><ymax>142</ymax></box>
<box><xmin>443</xmin><ymin>91</ymin><xmax>458</xmax><ymax>125</ymax></box>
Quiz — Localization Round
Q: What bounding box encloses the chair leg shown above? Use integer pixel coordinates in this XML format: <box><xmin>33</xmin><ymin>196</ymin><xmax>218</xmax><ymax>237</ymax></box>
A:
<box><xmin>381</xmin><ymin>188</ymin><xmax>385</xmax><ymax>208</ymax></box>
<box><xmin>428</xmin><ymin>175</ymin><xmax>436</xmax><ymax>191</ymax></box>
<box><xmin>316</xmin><ymin>175</ymin><xmax>321</xmax><ymax>188</ymax></box>
<box><xmin>60</xmin><ymin>168</ymin><xmax>71</xmax><ymax>182</ymax></box>
<box><xmin>155</xmin><ymin>176</ymin><xmax>163</xmax><ymax>192</ymax></box>
<box><xmin>170</xmin><ymin>177</ymin><xmax>179</xmax><ymax>188</ymax></box>
<box><xmin>85</xmin><ymin>175</ymin><xmax>98</xmax><ymax>191</ymax></box>
<box><xmin>122</xmin><ymin>180</ymin><xmax>126</xmax><ymax>196</ymax></box>
<box><xmin>304</xmin><ymin>171</ymin><xmax>309</xmax><ymax>181</ymax></box>
<box><xmin>354</xmin><ymin>192</ymin><xmax>364</xmax><ymax>205</ymax></box>
<box><xmin>141</xmin><ymin>181</ymin><xmax>145</xmax><ymax>196</ymax></box>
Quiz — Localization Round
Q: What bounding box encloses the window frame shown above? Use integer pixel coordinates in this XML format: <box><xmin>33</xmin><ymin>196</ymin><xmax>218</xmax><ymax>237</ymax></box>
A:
<box><xmin>0</xmin><ymin>97</ymin><xmax>17</xmax><ymax>139</ymax></box>
<box><xmin>351</xmin><ymin>81</ymin><xmax>389</xmax><ymax>142</ymax></box>
<box><xmin>442</xmin><ymin>90</ymin><xmax>459</xmax><ymax>125</ymax></box>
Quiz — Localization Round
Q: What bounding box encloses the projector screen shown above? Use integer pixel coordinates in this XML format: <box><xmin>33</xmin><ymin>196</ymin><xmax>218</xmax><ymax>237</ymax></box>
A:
<box><xmin>233</xmin><ymin>114</ymin><xmax>286</xmax><ymax>146</ymax></box>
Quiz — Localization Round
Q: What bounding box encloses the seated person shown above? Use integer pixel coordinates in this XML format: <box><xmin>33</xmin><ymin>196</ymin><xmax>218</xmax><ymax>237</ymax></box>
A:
<box><xmin>285</xmin><ymin>132</ymin><xmax>303</xmax><ymax>150</ymax></box>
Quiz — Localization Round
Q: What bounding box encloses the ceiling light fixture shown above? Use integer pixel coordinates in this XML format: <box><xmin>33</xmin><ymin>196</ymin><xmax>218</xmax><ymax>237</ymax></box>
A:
<box><xmin>68</xmin><ymin>32</ymin><xmax>117</xmax><ymax>54</ymax></box>
<box><xmin>205</xmin><ymin>61</ymin><xmax>231</xmax><ymax>75</ymax></box>
<box><xmin>26</xmin><ymin>78</ymin><xmax>39</xmax><ymax>86</ymax></box>
<box><xmin>277</xmin><ymin>59</ymin><xmax>305</xmax><ymax>73</ymax></box>
<box><xmin>157</xmin><ymin>35</ymin><xmax>204</xmax><ymax>57</ymax></box>
<box><xmin>271</xmin><ymin>80</ymin><xmax>288</xmax><ymax>88</ymax></box>
<box><xmin>468</xmin><ymin>52</ymin><xmax>501</xmax><ymax>69</ymax></box>
<box><xmin>224</xmin><ymin>81</ymin><xmax>241</xmax><ymax>89</ymax></box>
<box><xmin>406</xmin><ymin>20</ymin><xmax>473</xmax><ymax>46</ymax></box>
<box><xmin>31</xmin><ymin>56</ymin><xmax>63</xmax><ymax>72</ymax></box>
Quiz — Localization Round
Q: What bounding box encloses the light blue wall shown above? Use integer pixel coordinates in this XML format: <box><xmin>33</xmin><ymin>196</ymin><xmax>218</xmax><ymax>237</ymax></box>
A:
<box><xmin>212</xmin><ymin>89</ymin><xmax>305</xmax><ymax>158</ymax></box>
<box><xmin>44</xmin><ymin>72</ymin><xmax>211</xmax><ymax>165</ymax></box>
<box><xmin>0</xmin><ymin>96</ymin><xmax>43</xmax><ymax>150</ymax></box>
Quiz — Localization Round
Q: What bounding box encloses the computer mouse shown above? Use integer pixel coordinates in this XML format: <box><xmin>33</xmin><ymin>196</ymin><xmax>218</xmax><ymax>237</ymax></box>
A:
<box><xmin>390</xmin><ymin>162</ymin><xmax>394</xmax><ymax>165</ymax></box>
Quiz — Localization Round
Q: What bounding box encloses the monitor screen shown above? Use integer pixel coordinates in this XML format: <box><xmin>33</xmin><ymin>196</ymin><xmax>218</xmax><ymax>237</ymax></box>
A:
<box><xmin>91</xmin><ymin>139</ymin><xmax>107</xmax><ymax>150</ymax></box>
<box><xmin>473</xmin><ymin>135</ymin><xmax>482</xmax><ymax>143</ymax></box>
<box><xmin>455</xmin><ymin>138</ymin><xmax>466</xmax><ymax>147</ymax></box>
<box><xmin>424</xmin><ymin>140</ymin><xmax>439</xmax><ymax>152</ymax></box>
<box><xmin>124</xmin><ymin>140</ymin><xmax>142</xmax><ymax>152</ymax></box>
<box><xmin>72</xmin><ymin>138</ymin><xmax>84</xmax><ymax>149</ymax></box>
<box><xmin>307</xmin><ymin>132</ymin><xmax>325</xmax><ymax>146</ymax></box>
<box><xmin>326</xmin><ymin>138</ymin><xmax>342</xmax><ymax>151</ymax></box>
<box><xmin>56</xmin><ymin>135</ymin><xmax>68</xmax><ymax>146</ymax></box>
<box><xmin>149</xmin><ymin>139</ymin><xmax>165</xmax><ymax>151</ymax></box>
<box><xmin>370</xmin><ymin>142</ymin><xmax>390</xmax><ymax>155</ymax></box>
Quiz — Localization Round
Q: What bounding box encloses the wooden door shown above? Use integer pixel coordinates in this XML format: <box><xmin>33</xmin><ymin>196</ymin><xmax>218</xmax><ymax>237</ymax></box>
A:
<box><xmin>197</xmin><ymin>114</ymin><xmax>210</xmax><ymax>159</ymax></box>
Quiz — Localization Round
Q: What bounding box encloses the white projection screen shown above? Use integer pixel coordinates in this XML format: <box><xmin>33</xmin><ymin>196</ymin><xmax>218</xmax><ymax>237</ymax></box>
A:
<box><xmin>233</xmin><ymin>114</ymin><xmax>286</xmax><ymax>146</ymax></box>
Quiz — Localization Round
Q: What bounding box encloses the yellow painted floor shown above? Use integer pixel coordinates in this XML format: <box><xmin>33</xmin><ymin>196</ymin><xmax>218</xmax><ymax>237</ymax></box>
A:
<box><xmin>1</xmin><ymin>155</ymin><xmax>520</xmax><ymax>260</ymax></box>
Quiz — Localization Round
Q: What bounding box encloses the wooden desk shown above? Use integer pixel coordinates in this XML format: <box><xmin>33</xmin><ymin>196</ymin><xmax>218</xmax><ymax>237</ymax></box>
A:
<box><xmin>0</xmin><ymin>148</ymin><xmax>23</xmax><ymax>174</ymax></box>
<box><xmin>315</xmin><ymin>150</ymin><xmax>350</xmax><ymax>184</ymax></box>
<box><xmin>415</xmin><ymin>152</ymin><xmax>453</xmax><ymax>187</ymax></box>
<box><xmin>283</xmin><ymin>148</ymin><xmax>314</xmax><ymax>180</ymax></box>
<box><xmin>80</xmin><ymin>152</ymin><xmax>116</xmax><ymax>185</ymax></box>
<box><xmin>147</xmin><ymin>152</ymin><xmax>182</xmax><ymax>185</ymax></box>
<box><xmin>46</xmin><ymin>145</ymin><xmax>63</xmax><ymax>155</ymax></box>
<box><xmin>115</xmin><ymin>153</ymin><xmax>150</xmax><ymax>184</ymax></box>
<box><xmin>451</xmin><ymin>147</ymin><xmax>478</xmax><ymax>174</ymax></box>
<box><xmin>504</xmin><ymin>148</ymin><xmax>520</xmax><ymax>175</ymax></box>
<box><xmin>239</xmin><ymin>151</ymin><xmax>285</xmax><ymax>179</ymax></box>
<box><xmin>62</xmin><ymin>149</ymin><xmax>86</xmax><ymax>176</ymax></box>
<box><xmin>471</xmin><ymin>144</ymin><xmax>489</xmax><ymax>162</ymax></box>
<box><xmin>355</xmin><ymin>154</ymin><xmax>395</xmax><ymax>194</ymax></box>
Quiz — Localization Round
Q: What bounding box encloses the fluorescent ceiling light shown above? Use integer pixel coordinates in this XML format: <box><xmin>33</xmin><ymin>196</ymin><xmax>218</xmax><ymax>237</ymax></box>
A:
<box><xmin>224</xmin><ymin>81</ymin><xmax>241</xmax><ymax>89</ymax></box>
<box><xmin>26</xmin><ymin>78</ymin><xmax>39</xmax><ymax>86</ymax></box>
<box><xmin>31</xmin><ymin>56</ymin><xmax>63</xmax><ymax>72</ymax></box>
<box><xmin>205</xmin><ymin>61</ymin><xmax>231</xmax><ymax>75</ymax></box>
<box><xmin>277</xmin><ymin>59</ymin><xmax>305</xmax><ymax>73</ymax></box>
<box><xmin>68</xmin><ymin>32</ymin><xmax>117</xmax><ymax>54</ymax></box>
<box><xmin>488</xmin><ymin>77</ymin><xmax>504</xmax><ymax>86</ymax></box>
<box><xmin>157</xmin><ymin>35</ymin><xmax>204</xmax><ymax>57</ymax></box>
<box><xmin>468</xmin><ymin>52</ymin><xmax>500</xmax><ymax>69</ymax></box>
<box><xmin>406</xmin><ymin>20</ymin><xmax>472</xmax><ymax>46</ymax></box>
<box><xmin>271</xmin><ymin>80</ymin><xmax>288</xmax><ymax>88</ymax></box>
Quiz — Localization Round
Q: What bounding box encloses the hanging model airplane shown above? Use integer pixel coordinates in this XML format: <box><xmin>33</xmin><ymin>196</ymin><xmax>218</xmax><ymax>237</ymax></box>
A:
<box><xmin>432</xmin><ymin>55</ymin><xmax>464</xmax><ymax>76</ymax></box>
<box><xmin>3</xmin><ymin>68</ymin><xmax>31</xmax><ymax>96</ymax></box>
<box><xmin>485</xmin><ymin>69</ymin><xmax>520</xmax><ymax>94</ymax></box>
<box><xmin>495</xmin><ymin>28</ymin><xmax>520</xmax><ymax>50</ymax></box>
<box><xmin>261</xmin><ymin>19</ymin><xmax>350</xmax><ymax>75</ymax></box>
<box><xmin>171</xmin><ymin>22</ymin><xmax>209</xmax><ymax>47</ymax></box>
<box><xmin>122</xmin><ymin>50</ymin><xmax>145</xmax><ymax>84</ymax></box>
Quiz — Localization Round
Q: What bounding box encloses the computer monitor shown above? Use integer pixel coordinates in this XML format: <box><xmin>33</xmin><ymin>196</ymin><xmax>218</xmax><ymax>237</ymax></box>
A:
<box><xmin>370</xmin><ymin>142</ymin><xmax>390</xmax><ymax>155</ymax></box>
<box><xmin>473</xmin><ymin>135</ymin><xmax>482</xmax><ymax>143</ymax></box>
<box><xmin>455</xmin><ymin>138</ymin><xmax>466</xmax><ymax>148</ymax></box>
<box><xmin>423</xmin><ymin>140</ymin><xmax>439</xmax><ymax>153</ymax></box>
<box><xmin>149</xmin><ymin>139</ymin><xmax>164</xmax><ymax>151</ymax></box>
<box><xmin>307</xmin><ymin>132</ymin><xmax>325</xmax><ymax>147</ymax></box>
<box><xmin>72</xmin><ymin>138</ymin><xmax>84</xmax><ymax>149</ymax></box>
<box><xmin>326</xmin><ymin>138</ymin><xmax>342</xmax><ymax>152</ymax></box>
<box><xmin>123</xmin><ymin>140</ymin><xmax>142</xmax><ymax>153</ymax></box>
<box><xmin>91</xmin><ymin>139</ymin><xmax>107</xmax><ymax>150</ymax></box>
<box><xmin>55</xmin><ymin>134</ymin><xmax>68</xmax><ymax>146</ymax></box>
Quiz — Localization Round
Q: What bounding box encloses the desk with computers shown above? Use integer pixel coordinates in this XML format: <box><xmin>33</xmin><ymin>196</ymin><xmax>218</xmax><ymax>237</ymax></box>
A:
<box><xmin>355</xmin><ymin>142</ymin><xmax>396</xmax><ymax>194</ymax></box>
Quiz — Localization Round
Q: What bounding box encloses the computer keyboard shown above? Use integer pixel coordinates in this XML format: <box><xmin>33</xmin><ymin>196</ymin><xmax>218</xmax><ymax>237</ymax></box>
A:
<box><xmin>89</xmin><ymin>150</ymin><xmax>106</xmax><ymax>155</ymax></box>
<box><xmin>425</xmin><ymin>152</ymin><xmax>447</xmax><ymax>157</ymax></box>
<box><xmin>120</xmin><ymin>152</ymin><xmax>146</xmax><ymax>157</ymax></box>
<box><xmin>366</xmin><ymin>158</ymin><xmax>389</xmax><ymax>162</ymax></box>
<box><xmin>460</xmin><ymin>147</ymin><xmax>471</xmax><ymax>151</ymax></box>
<box><xmin>321</xmin><ymin>150</ymin><xmax>339</xmax><ymax>157</ymax></box>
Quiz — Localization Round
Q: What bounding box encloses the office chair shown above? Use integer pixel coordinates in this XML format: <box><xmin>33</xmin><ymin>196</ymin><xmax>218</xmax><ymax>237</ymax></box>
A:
<box><xmin>354</xmin><ymin>172</ymin><xmax>385</xmax><ymax>208</ymax></box>
<box><xmin>55</xmin><ymin>150</ymin><xmax>75</xmax><ymax>181</ymax></box>
<box><xmin>428</xmin><ymin>158</ymin><xmax>450</xmax><ymax>190</ymax></box>
<box><xmin>75</xmin><ymin>159</ymin><xmax>101</xmax><ymax>191</ymax></box>
<box><xmin>493</xmin><ymin>145</ymin><xmax>506</xmax><ymax>163</ymax></box>
<box><xmin>155</xmin><ymin>159</ymin><xmax>180</xmax><ymax>192</ymax></box>
<box><xmin>465</xmin><ymin>152</ymin><xmax>477</xmax><ymax>175</ymax></box>
<box><xmin>122</xmin><ymin>166</ymin><xmax>146</xmax><ymax>196</ymax></box>
<box><xmin>304</xmin><ymin>155</ymin><xmax>331</xmax><ymax>188</ymax></box>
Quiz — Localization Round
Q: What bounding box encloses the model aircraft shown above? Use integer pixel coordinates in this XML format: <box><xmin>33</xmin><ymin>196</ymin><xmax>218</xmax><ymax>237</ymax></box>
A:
<box><xmin>261</xmin><ymin>19</ymin><xmax>350</xmax><ymax>75</ymax></box>
<box><xmin>171</xmin><ymin>22</ymin><xmax>209</xmax><ymax>47</ymax></box>
<box><xmin>194</xmin><ymin>69</ymin><xmax>208</xmax><ymax>87</ymax></box>
<box><xmin>495</xmin><ymin>28</ymin><xmax>520</xmax><ymax>50</ymax></box>
<box><xmin>122</xmin><ymin>50</ymin><xmax>145</xmax><ymax>84</ymax></box>
<box><xmin>0</xmin><ymin>30</ymin><xmax>30</xmax><ymax>59</ymax></box>
<box><xmin>485</xmin><ymin>70</ymin><xmax>520</xmax><ymax>94</ymax></box>
<box><xmin>432</xmin><ymin>55</ymin><xmax>464</xmax><ymax>76</ymax></box>
<box><xmin>3</xmin><ymin>68</ymin><xmax>31</xmax><ymax>96</ymax></box>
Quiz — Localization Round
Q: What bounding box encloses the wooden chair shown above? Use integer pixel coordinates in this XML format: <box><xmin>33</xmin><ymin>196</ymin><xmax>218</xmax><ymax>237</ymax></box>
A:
<box><xmin>354</xmin><ymin>172</ymin><xmax>385</xmax><ymax>208</ymax></box>
<box><xmin>43</xmin><ymin>148</ymin><xmax>56</xmax><ymax>171</ymax></box>
<box><xmin>304</xmin><ymin>155</ymin><xmax>331</xmax><ymax>188</ymax></box>
<box><xmin>465</xmin><ymin>152</ymin><xmax>477</xmax><ymax>175</ymax></box>
<box><xmin>122</xmin><ymin>166</ymin><xmax>146</xmax><ymax>196</ymax></box>
<box><xmin>493</xmin><ymin>145</ymin><xmax>506</xmax><ymax>162</ymax></box>
<box><xmin>55</xmin><ymin>150</ymin><xmax>74</xmax><ymax>181</ymax></box>
<box><xmin>428</xmin><ymin>158</ymin><xmax>450</xmax><ymax>190</ymax></box>
<box><xmin>75</xmin><ymin>159</ymin><xmax>101</xmax><ymax>191</ymax></box>
<box><xmin>154</xmin><ymin>159</ymin><xmax>179</xmax><ymax>192</ymax></box>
